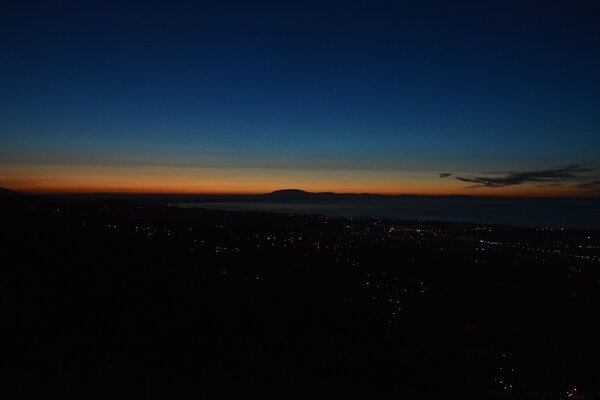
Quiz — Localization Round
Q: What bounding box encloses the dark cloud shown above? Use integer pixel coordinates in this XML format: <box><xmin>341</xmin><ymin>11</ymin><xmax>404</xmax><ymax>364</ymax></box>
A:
<box><xmin>439</xmin><ymin>173</ymin><xmax>452</xmax><ymax>178</ymax></box>
<box><xmin>576</xmin><ymin>180</ymin><xmax>600</xmax><ymax>190</ymax></box>
<box><xmin>454</xmin><ymin>165</ymin><xmax>595</xmax><ymax>188</ymax></box>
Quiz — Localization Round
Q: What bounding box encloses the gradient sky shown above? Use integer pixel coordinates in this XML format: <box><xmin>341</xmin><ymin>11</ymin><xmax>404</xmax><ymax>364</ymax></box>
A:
<box><xmin>1</xmin><ymin>1</ymin><xmax>599</xmax><ymax>196</ymax></box>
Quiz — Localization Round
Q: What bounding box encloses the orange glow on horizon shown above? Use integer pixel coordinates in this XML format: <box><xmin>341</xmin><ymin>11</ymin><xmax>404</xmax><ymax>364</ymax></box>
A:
<box><xmin>0</xmin><ymin>165</ymin><xmax>595</xmax><ymax>198</ymax></box>
<box><xmin>1</xmin><ymin>178</ymin><xmax>593</xmax><ymax>198</ymax></box>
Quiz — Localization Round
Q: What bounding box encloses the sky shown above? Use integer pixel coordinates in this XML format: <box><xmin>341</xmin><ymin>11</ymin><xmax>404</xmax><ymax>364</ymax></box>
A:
<box><xmin>1</xmin><ymin>1</ymin><xmax>599</xmax><ymax>196</ymax></box>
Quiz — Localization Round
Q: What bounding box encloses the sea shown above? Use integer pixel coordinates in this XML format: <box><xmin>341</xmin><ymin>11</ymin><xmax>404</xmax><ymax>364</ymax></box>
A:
<box><xmin>176</xmin><ymin>197</ymin><xmax>600</xmax><ymax>230</ymax></box>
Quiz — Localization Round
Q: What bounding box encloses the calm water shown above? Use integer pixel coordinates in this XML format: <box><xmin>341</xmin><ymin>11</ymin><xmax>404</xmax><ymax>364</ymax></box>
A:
<box><xmin>177</xmin><ymin>198</ymin><xmax>600</xmax><ymax>229</ymax></box>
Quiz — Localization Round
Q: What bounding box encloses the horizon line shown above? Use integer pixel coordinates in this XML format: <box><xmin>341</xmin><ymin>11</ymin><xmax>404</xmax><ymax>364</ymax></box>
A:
<box><xmin>3</xmin><ymin>186</ymin><xmax>598</xmax><ymax>200</ymax></box>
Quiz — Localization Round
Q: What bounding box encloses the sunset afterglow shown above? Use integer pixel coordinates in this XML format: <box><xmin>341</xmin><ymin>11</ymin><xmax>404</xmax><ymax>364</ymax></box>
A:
<box><xmin>1</xmin><ymin>2</ymin><xmax>598</xmax><ymax>196</ymax></box>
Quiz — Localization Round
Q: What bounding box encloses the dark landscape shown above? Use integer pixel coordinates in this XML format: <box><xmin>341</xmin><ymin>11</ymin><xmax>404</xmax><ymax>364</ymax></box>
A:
<box><xmin>7</xmin><ymin>188</ymin><xmax>600</xmax><ymax>398</ymax></box>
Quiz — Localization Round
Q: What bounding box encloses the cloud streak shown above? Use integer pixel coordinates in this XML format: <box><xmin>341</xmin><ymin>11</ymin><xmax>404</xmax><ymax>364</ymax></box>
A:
<box><xmin>576</xmin><ymin>179</ymin><xmax>600</xmax><ymax>190</ymax></box>
<box><xmin>453</xmin><ymin>165</ymin><xmax>596</xmax><ymax>189</ymax></box>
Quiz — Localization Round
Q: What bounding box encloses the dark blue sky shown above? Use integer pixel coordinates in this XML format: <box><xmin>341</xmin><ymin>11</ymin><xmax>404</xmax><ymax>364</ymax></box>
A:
<box><xmin>1</xmin><ymin>1</ymin><xmax>599</xmax><ymax>194</ymax></box>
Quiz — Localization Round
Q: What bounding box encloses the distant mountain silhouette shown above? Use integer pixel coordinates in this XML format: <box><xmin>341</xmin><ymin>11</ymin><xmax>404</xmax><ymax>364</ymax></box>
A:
<box><xmin>0</xmin><ymin>187</ymin><xmax>29</xmax><ymax>196</ymax></box>
<box><xmin>260</xmin><ymin>189</ymin><xmax>418</xmax><ymax>201</ymax></box>
<box><xmin>261</xmin><ymin>189</ymin><xmax>322</xmax><ymax>200</ymax></box>
<box><xmin>267</xmin><ymin>189</ymin><xmax>310</xmax><ymax>195</ymax></box>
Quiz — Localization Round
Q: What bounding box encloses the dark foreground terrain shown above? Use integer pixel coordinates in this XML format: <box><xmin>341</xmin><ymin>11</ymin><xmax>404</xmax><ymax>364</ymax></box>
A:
<box><xmin>6</xmin><ymin>191</ymin><xmax>600</xmax><ymax>399</ymax></box>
